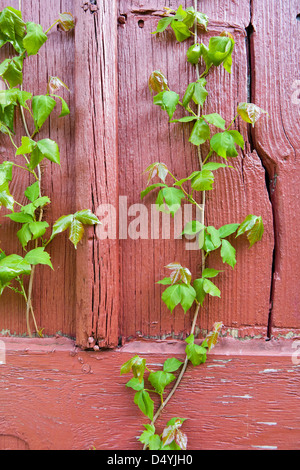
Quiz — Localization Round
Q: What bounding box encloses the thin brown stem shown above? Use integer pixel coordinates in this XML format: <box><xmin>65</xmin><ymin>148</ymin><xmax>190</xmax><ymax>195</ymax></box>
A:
<box><xmin>19</xmin><ymin>84</ymin><xmax>43</xmax><ymax>336</ymax></box>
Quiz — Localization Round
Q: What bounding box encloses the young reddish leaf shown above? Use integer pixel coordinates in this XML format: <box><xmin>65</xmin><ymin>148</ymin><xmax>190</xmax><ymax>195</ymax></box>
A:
<box><xmin>205</xmin><ymin>322</ymin><xmax>223</xmax><ymax>351</ymax></box>
<box><xmin>237</xmin><ymin>102</ymin><xmax>268</xmax><ymax>127</ymax></box>
<box><xmin>120</xmin><ymin>355</ymin><xmax>146</xmax><ymax>383</ymax></box>
<box><xmin>69</xmin><ymin>218</ymin><xmax>84</xmax><ymax>249</ymax></box>
<box><xmin>143</xmin><ymin>162</ymin><xmax>168</xmax><ymax>184</ymax></box>
<box><xmin>175</xmin><ymin>429</ymin><xmax>188</xmax><ymax>450</ymax></box>
<box><xmin>58</xmin><ymin>12</ymin><xmax>75</xmax><ymax>32</ymax></box>
<box><xmin>148</xmin><ymin>70</ymin><xmax>168</xmax><ymax>93</ymax></box>
<box><xmin>48</xmin><ymin>76</ymin><xmax>69</xmax><ymax>94</ymax></box>
<box><xmin>165</xmin><ymin>262</ymin><xmax>192</xmax><ymax>285</ymax></box>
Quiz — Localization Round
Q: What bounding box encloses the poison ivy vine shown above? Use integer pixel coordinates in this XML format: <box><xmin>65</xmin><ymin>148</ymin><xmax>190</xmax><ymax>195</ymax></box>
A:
<box><xmin>0</xmin><ymin>6</ymin><xmax>101</xmax><ymax>337</ymax></box>
<box><xmin>121</xmin><ymin>3</ymin><xmax>267</xmax><ymax>451</ymax></box>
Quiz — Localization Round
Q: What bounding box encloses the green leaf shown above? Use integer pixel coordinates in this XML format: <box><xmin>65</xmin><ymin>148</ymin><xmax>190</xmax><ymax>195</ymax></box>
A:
<box><xmin>161</xmin><ymin>284</ymin><xmax>182</xmax><ymax>313</ymax></box>
<box><xmin>126</xmin><ymin>377</ymin><xmax>144</xmax><ymax>391</ymax></box>
<box><xmin>162</xmin><ymin>283</ymin><xmax>196</xmax><ymax>313</ymax></box>
<box><xmin>0</xmin><ymin>103</ymin><xmax>14</xmax><ymax>131</ymax></box>
<box><xmin>170</xmin><ymin>116</ymin><xmax>197</xmax><ymax>123</ymax></box>
<box><xmin>227</xmin><ymin>130</ymin><xmax>244</xmax><ymax>149</ymax></box>
<box><xmin>21</xmin><ymin>197</ymin><xmax>50</xmax><ymax>218</ymax></box>
<box><xmin>236</xmin><ymin>214</ymin><xmax>264</xmax><ymax>247</ymax></box>
<box><xmin>139</xmin><ymin>424</ymin><xmax>158</xmax><ymax>447</ymax></box>
<box><xmin>148</xmin><ymin>371</ymin><xmax>176</xmax><ymax>394</ymax></box>
<box><xmin>186</xmin><ymin>44</ymin><xmax>201</xmax><ymax>65</ymax></box>
<box><xmin>17</xmin><ymin>223</ymin><xmax>32</xmax><ymax>249</ymax></box>
<box><xmin>196</xmin><ymin>11</ymin><xmax>209</xmax><ymax>30</ymax></box>
<box><xmin>50</xmin><ymin>214</ymin><xmax>73</xmax><ymax>241</ymax></box>
<box><xmin>141</xmin><ymin>183</ymin><xmax>167</xmax><ymax>200</ymax></box>
<box><xmin>171</xmin><ymin>21</ymin><xmax>191</xmax><ymax>42</ymax></box>
<box><xmin>16</xmin><ymin>136</ymin><xmax>36</xmax><ymax>156</ymax></box>
<box><xmin>75</xmin><ymin>210</ymin><xmax>100</xmax><ymax>226</ymax></box>
<box><xmin>218</xmin><ymin>223</ymin><xmax>240</xmax><ymax>239</ymax></box>
<box><xmin>220</xmin><ymin>239</ymin><xmax>236</xmax><ymax>268</ymax></box>
<box><xmin>23</xmin><ymin>22</ymin><xmax>47</xmax><ymax>56</ymax></box>
<box><xmin>157</xmin><ymin>277</ymin><xmax>172</xmax><ymax>285</ymax></box>
<box><xmin>32</xmin><ymin>95</ymin><xmax>56</xmax><ymax>130</ymax></box>
<box><xmin>202</xmin><ymin>268</ymin><xmax>222</xmax><ymax>279</ymax></box>
<box><xmin>182</xmin><ymin>220</ymin><xmax>205</xmax><ymax>236</ymax></box>
<box><xmin>0</xmin><ymin>55</ymin><xmax>24</xmax><ymax>87</ymax></box>
<box><xmin>24</xmin><ymin>247</ymin><xmax>53</xmax><ymax>269</ymax></box>
<box><xmin>191</xmin><ymin>170</ymin><xmax>214</xmax><ymax>191</ymax></box>
<box><xmin>192</xmin><ymin>79</ymin><xmax>208</xmax><ymax>107</ymax></box>
<box><xmin>154</xmin><ymin>90</ymin><xmax>179</xmax><ymax>119</ymax></box>
<box><xmin>201</xmin><ymin>36</ymin><xmax>235</xmax><ymax>73</ymax></box>
<box><xmin>0</xmin><ymin>253</ymin><xmax>31</xmax><ymax>295</ymax></box>
<box><xmin>0</xmin><ymin>7</ymin><xmax>25</xmax><ymax>41</ymax></box>
<box><xmin>0</xmin><ymin>7</ymin><xmax>25</xmax><ymax>53</ymax></box>
<box><xmin>51</xmin><ymin>94</ymin><xmax>70</xmax><ymax>118</ymax></box>
<box><xmin>203</xmin><ymin>113</ymin><xmax>226</xmax><ymax>130</ymax></box>
<box><xmin>202</xmin><ymin>162</ymin><xmax>232</xmax><ymax>171</ymax></box>
<box><xmin>163</xmin><ymin>357</ymin><xmax>183</xmax><ymax>373</ymax></box>
<box><xmin>0</xmin><ymin>162</ymin><xmax>14</xmax><ymax>210</ymax></box>
<box><xmin>189</xmin><ymin>119</ymin><xmax>210</xmax><ymax>146</ymax></box>
<box><xmin>69</xmin><ymin>218</ymin><xmax>84</xmax><ymax>249</ymax></box>
<box><xmin>156</xmin><ymin>187</ymin><xmax>185</xmax><ymax>216</ymax></box>
<box><xmin>203</xmin><ymin>279</ymin><xmax>221</xmax><ymax>298</ymax></box>
<box><xmin>182</xmin><ymin>82</ymin><xmax>195</xmax><ymax>108</ymax></box>
<box><xmin>152</xmin><ymin>17</ymin><xmax>173</xmax><ymax>34</ymax></box>
<box><xmin>134</xmin><ymin>390</ymin><xmax>154</xmax><ymax>420</ymax></box>
<box><xmin>6</xmin><ymin>212</ymin><xmax>33</xmax><ymax>224</ymax></box>
<box><xmin>185</xmin><ymin>336</ymin><xmax>207</xmax><ymax>366</ymax></box>
<box><xmin>36</xmin><ymin>138</ymin><xmax>60</xmax><ymax>165</ymax></box>
<box><xmin>28</xmin><ymin>221</ymin><xmax>49</xmax><ymax>240</ymax></box>
<box><xmin>193</xmin><ymin>278</ymin><xmax>206</xmax><ymax>306</ymax></box>
<box><xmin>179</xmin><ymin>284</ymin><xmax>197</xmax><ymax>313</ymax></box>
<box><xmin>24</xmin><ymin>181</ymin><xmax>40</xmax><ymax>202</ymax></box>
<box><xmin>0</xmin><ymin>161</ymin><xmax>13</xmax><ymax>185</ymax></box>
<box><xmin>206</xmin><ymin>226</ymin><xmax>222</xmax><ymax>248</ymax></box>
<box><xmin>210</xmin><ymin>131</ymin><xmax>241</xmax><ymax>159</ymax></box>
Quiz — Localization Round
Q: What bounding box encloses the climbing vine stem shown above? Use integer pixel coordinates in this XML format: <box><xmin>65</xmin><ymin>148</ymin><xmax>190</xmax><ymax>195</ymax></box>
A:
<box><xmin>121</xmin><ymin>1</ymin><xmax>267</xmax><ymax>451</ymax></box>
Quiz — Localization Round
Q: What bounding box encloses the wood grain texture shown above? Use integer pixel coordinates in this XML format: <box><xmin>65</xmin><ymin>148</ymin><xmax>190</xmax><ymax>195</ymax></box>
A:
<box><xmin>0</xmin><ymin>337</ymin><xmax>299</xmax><ymax>450</ymax></box>
<box><xmin>117</xmin><ymin>0</ymin><xmax>274</xmax><ymax>341</ymax></box>
<box><xmin>74</xmin><ymin>1</ymin><xmax>119</xmax><ymax>348</ymax></box>
<box><xmin>0</xmin><ymin>0</ymin><xmax>76</xmax><ymax>337</ymax></box>
<box><xmin>251</xmin><ymin>0</ymin><xmax>300</xmax><ymax>335</ymax></box>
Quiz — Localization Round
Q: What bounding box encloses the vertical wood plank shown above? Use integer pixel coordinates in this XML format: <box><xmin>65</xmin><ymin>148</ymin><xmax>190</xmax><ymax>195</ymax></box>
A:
<box><xmin>0</xmin><ymin>0</ymin><xmax>77</xmax><ymax>338</ymax></box>
<box><xmin>251</xmin><ymin>0</ymin><xmax>300</xmax><ymax>335</ymax></box>
<box><xmin>74</xmin><ymin>1</ymin><xmax>119</xmax><ymax>349</ymax></box>
<box><xmin>117</xmin><ymin>0</ymin><xmax>274</xmax><ymax>341</ymax></box>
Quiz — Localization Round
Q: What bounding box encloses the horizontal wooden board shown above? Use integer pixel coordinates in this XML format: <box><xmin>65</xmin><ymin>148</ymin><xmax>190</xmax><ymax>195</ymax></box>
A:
<box><xmin>0</xmin><ymin>337</ymin><xmax>299</xmax><ymax>450</ymax></box>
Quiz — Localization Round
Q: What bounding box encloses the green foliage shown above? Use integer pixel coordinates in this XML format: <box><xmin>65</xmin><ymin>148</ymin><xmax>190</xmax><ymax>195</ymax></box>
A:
<box><xmin>0</xmin><ymin>6</ymin><xmax>98</xmax><ymax>338</ymax></box>
<box><xmin>122</xmin><ymin>4</ymin><xmax>267</xmax><ymax>451</ymax></box>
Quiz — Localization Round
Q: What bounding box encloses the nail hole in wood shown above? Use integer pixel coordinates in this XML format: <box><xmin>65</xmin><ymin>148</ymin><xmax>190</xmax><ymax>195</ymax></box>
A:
<box><xmin>138</xmin><ymin>20</ymin><xmax>145</xmax><ymax>28</ymax></box>
<box><xmin>297</xmin><ymin>14</ymin><xmax>300</xmax><ymax>21</ymax></box>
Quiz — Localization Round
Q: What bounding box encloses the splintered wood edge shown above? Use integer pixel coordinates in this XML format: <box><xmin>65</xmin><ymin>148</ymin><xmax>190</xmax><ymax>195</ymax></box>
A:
<box><xmin>1</xmin><ymin>337</ymin><xmax>299</xmax><ymax>357</ymax></box>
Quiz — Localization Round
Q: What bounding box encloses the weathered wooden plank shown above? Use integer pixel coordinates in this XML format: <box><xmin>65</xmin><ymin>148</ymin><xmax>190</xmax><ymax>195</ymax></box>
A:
<box><xmin>0</xmin><ymin>0</ymin><xmax>76</xmax><ymax>337</ymax></box>
<box><xmin>117</xmin><ymin>0</ymin><xmax>274</xmax><ymax>341</ymax></box>
<box><xmin>74</xmin><ymin>1</ymin><xmax>119</xmax><ymax>349</ymax></box>
<box><xmin>251</xmin><ymin>0</ymin><xmax>300</xmax><ymax>335</ymax></box>
<box><xmin>0</xmin><ymin>337</ymin><xmax>299</xmax><ymax>450</ymax></box>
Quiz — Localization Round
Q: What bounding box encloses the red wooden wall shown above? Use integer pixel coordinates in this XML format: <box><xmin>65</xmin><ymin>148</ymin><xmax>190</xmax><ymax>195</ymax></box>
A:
<box><xmin>0</xmin><ymin>0</ymin><xmax>299</xmax><ymax>451</ymax></box>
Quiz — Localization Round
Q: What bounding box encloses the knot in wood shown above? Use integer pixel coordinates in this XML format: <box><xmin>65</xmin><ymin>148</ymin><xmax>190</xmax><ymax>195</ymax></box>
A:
<box><xmin>81</xmin><ymin>1</ymin><xmax>99</xmax><ymax>13</ymax></box>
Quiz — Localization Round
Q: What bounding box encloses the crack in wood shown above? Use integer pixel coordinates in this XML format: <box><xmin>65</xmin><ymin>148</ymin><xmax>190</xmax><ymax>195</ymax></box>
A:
<box><xmin>246</xmin><ymin>1</ymin><xmax>276</xmax><ymax>339</ymax></box>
